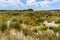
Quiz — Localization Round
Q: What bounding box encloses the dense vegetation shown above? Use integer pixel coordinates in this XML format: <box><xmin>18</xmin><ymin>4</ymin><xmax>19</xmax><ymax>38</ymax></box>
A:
<box><xmin>0</xmin><ymin>9</ymin><xmax>60</xmax><ymax>40</ymax></box>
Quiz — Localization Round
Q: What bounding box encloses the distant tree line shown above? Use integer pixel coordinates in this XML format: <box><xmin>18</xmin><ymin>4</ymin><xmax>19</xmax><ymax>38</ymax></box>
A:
<box><xmin>20</xmin><ymin>9</ymin><xmax>34</xmax><ymax>11</ymax></box>
<box><xmin>0</xmin><ymin>9</ymin><xmax>34</xmax><ymax>12</ymax></box>
<box><xmin>0</xmin><ymin>9</ymin><xmax>60</xmax><ymax>12</ymax></box>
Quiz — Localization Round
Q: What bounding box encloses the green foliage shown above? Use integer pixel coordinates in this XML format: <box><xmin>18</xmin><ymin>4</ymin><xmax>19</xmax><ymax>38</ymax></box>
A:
<box><xmin>0</xmin><ymin>22</ymin><xmax>7</xmax><ymax>32</ymax></box>
<box><xmin>10</xmin><ymin>18</ymin><xmax>22</xmax><ymax>31</ymax></box>
<box><xmin>0</xmin><ymin>10</ymin><xmax>60</xmax><ymax>40</ymax></box>
<box><xmin>39</xmin><ymin>25</ymin><xmax>48</xmax><ymax>31</ymax></box>
<box><xmin>9</xmin><ymin>35</ymin><xmax>20</xmax><ymax>40</ymax></box>
<box><xmin>49</xmin><ymin>26</ymin><xmax>60</xmax><ymax>32</ymax></box>
<box><xmin>27</xmin><ymin>9</ymin><xmax>33</xmax><ymax>11</ymax></box>
<box><xmin>55</xmin><ymin>19</ymin><xmax>60</xmax><ymax>24</ymax></box>
<box><xmin>35</xmin><ymin>18</ymin><xmax>44</xmax><ymax>24</ymax></box>
<box><xmin>19</xmin><ymin>9</ymin><xmax>33</xmax><ymax>11</ymax></box>
<box><xmin>32</xmin><ymin>28</ymin><xmax>38</xmax><ymax>33</ymax></box>
<box><xmin>23</xmin><ymin>28</ymin><xmax>32</xmax><ymax>36</ymax></box>
<box><xmin>11</xmin><ymin>22</ymin><xmax>21</xmax><ymax>31</ymax></box>
<box><xmin>19</xmin><ymin>19</ymin><xmax>23</xmax><ymax>24</ymax></box>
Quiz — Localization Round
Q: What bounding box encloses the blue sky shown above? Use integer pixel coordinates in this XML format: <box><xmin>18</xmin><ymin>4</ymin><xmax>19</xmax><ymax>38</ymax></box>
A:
<box><xmin>0</xmin><ymin>0</ymin><xmax>60</xmax><ymax>10</ymax></box>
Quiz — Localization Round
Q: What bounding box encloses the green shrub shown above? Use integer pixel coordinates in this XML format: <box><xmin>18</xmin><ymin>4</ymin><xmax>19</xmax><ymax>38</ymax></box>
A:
<box><xmin>35</xmin><ymin>18</ymin><xmax>44</xmax><ymax>24</ymax></box>
<box><xmin>9</xmin><ymin>35</ymin><xmax>20</xmax><ymax>40</ymax></box>
<box><xmin>23</xmin><ymin>28</ymin><xmax>32</xmax><ymax>36</ymax></box>
<box><xmin>55</xmin><ymin>19</ymin><xmax>60</xmax><ymax>24</ymax></box>
<box><xmin>32</xmin><ymin>28</ymin><xmax>38</xmax><ymax>33</ymax></box>
<box><xmin>39</xmin><ymin>25</ymin><xmax>48</xmax><ymax>31</ymax></box>
<box><xmin>10</xmin><ymin>18</ymin><xmax>22</xmax><ymax>31</ymax></box>
<box><xmin>0</xmin><ymin>22</ymin><xmax>7</xmax><ymax>32</ymax></box>
<box><xmin>19</xmin><ymin>19</ymin><xmax>23</xmax><ymax>24</ymax></box>
<box><xmin>27</xmin><ymin>9</ymin><xmax>33</xmax><ymax>11</ymax></box>
<box><xmin>49</xmin><ymin>26</ymin><xmax>59</xmax><ymax>32</ymax></box>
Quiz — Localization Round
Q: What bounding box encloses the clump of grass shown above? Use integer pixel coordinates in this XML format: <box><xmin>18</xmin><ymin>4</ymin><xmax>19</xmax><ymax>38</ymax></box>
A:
<box><xmin>32</xmin><ymin>28</ymin><xmax>38</xmax><ymax>33</ymax></box>
<box><xmin>39</xmin><ymin>25</ymin><xmax>48</xmax><ymax>31</ymax></box>
<box><xmin>9</xmin><ymin>35</ymin><xmax>20</xmax><ymax>40</ymax></box>
<box><xmin>0</xmin><ymin>21</ymin><xmax>8</xmax><ymax>32</ymax></box>
<box><xmin>35</xmin><ymin>18</ymin><xmax>45</xmax><ymax>23</ymax></box>
<box><xmin>10</xmin><ymin>18</ymin><xmax>22</xmax><ymax>31</ymax></box>
<box><xmin>49</xmin><ymin>26</ymin><xmax>59</xmax><ymax>32</ymax></box>
<box><xmin>23</xmin><ymin>28</ymin><xmax>32</xmax><ymax>36</ymax></box>
<box><xmin>55</xmin><ymin>19</ymin><xmax>60</xmax><ymax>24</ymax></box>
<box><xmin>10</xmin><ymin>22</ymin><xmax>21</xmax><ymax>30</ymax></box>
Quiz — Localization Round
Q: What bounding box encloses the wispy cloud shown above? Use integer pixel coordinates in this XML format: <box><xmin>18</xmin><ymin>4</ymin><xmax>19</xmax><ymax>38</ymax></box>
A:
<box><xmin>0</xmin><ymin>0</ymin><xmax>24</xmax><ymax>10</ymax></box>
<box><xmin>25</xmin><ymin>0</ymin><xmax>60</xmax><ymax>8</ymax></box>
<box><xmin>0</xmin><ymin>0</ymin><xmax>60</xmax><ymax>10</ymax></box>
<box><xmin>37</xmin><ymin>0</ymin><xmax>59</xmax><ymax>7</ymax></box>
<box><xmin>26</xmin><ymin>0</ymin><xmax>36</xmax><ymax>6</ymax></box>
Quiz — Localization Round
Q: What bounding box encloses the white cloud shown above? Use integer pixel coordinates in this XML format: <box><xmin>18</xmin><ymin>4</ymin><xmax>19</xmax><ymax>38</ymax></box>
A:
<box><xmin>25</xmin><ymin>0</ymin><xmax>51</xmax><ymax>8</ymax></box>
<box><xmin>8</xmin><ymin>0</ymin><xmax>24</xmax><ymax>6</ymax></box>
<box><xmin>51</xmin><ymin>0</ymin><xmax>60</xmax><ymax>3</ymax></box>
<box><xmin>0</xmin><ymin>0</ymin><xmax>60</xmax><ymax>10</ymax></box>
<box><xmin>26</xmin><ymin>0</ymin><xmax>36</xmax><ymax>6</ymax></box>
<box><xmin>36</xmin><ymin>0</ymin><xmax>60</xmax><ymax>8</ymax></box>
<box><xmin>0</xmin><ymin>0</ymin><xmax>24</xmax><ymax>10</ymax></box>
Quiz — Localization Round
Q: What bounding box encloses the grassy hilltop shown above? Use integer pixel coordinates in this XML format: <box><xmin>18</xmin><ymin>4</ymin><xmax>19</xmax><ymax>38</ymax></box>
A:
<box><xmin>0</xmin><ymin>9</ymin><xmax>60</xmax><ymax>40</ymax></box>
<box><xmin>1</xmin><ymin>9</ymin><xmax>60</xmax><ymax>25</ymax></box>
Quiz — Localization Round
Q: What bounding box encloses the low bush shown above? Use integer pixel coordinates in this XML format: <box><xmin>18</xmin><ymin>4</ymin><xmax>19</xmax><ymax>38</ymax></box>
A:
<box><xmin>0</xmin><ymin>22</ymin><xmax>7</xmax><ymax>32</ymax></box>
<box><xmin>49</xmin><ymin>26</ymin><xmax>59</xmax><ymax>32</ymax></box>
<box><xmin>23</xmin><ymin>28</ymin><xmax>32</xmax><ymax>36</ymax></box>
<box><xmin>32</xmin><ymin>28</ymin><xmax>38</xmax><ymax>33</ymax></box>
<box><xmin>10</xmin><ymin>18</ymin><xmax>22</xmax><ymax>31</ymax></box>
<box><xmin>39</xmin><ymin>25</ymin><xmax>48</xmax><ymax>31</ymax></box>
<box><xmin>55</xmin><ymin>19</ymin><xmax>60</xmax><ymax>24</ymax></box>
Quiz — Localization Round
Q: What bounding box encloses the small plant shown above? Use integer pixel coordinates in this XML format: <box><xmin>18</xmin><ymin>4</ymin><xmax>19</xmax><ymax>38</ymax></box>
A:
<box><xmin>0</xmin><ymin>22</ymin><xmax>7</xmax><ymax>32</ymax></box>
<box><xmin>49</xmin><ymin>26</ymin><xmax>59</xmax><ymax>32</ymax></box>
<box><xmin>38</xmin><ymin>25</ymin><xmax>48</xmax><ymax>31</ymax></box>
<box><xmin>35</xmin><ymin>18</ymin><xmax>44</xmax><ymax>24</ymax></box>
<box><xmin>55</xmin><ymin>19</ymin><xmax>60</xmax><ymax>24</ymax></box>
<box><xmin>9</xmin><ymin>35</ymin><xmax>20</xmax><ymax>40</ymax></box>
<box><xmin>23</xmin><ymin>28</ymin><xmax>32</xmax><ymax>36</ymax></box>
<box><xmin>10</xmin><ymin>18</ymin><xmax>22</xmax><ymax>31</ymax></box>
<box><xmin>32</xmin><ymin>28</ymin><xmax>38</xmax><ymax>33</ymax></box>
